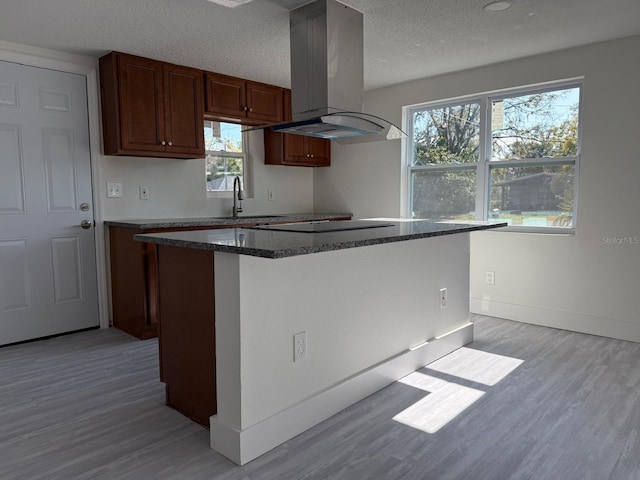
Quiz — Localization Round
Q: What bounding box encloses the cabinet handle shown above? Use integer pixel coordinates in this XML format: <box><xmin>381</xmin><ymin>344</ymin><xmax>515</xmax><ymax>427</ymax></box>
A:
<box><xmin>310</xmin><ymin>154</ymin><xmax>314</xmax><ymax>158</ymax></box>
<box><xmin>249</xmin><ymin>108</ymin><xmax>253</xmax><ymax>112</ymax></box>
<box><xmin>168</xmin><ymin>141</ymin><xmax>173</xmax><ymax>146</ymax></box>
<box><xmin>244</xmin><ymin>106</ymin><xmax>248</xmax><ymax>112</ymax></box>
<box><xmin>161</xmin><ymin>141</ymin><xmax>166</xmax><ymax>146</ymax></box>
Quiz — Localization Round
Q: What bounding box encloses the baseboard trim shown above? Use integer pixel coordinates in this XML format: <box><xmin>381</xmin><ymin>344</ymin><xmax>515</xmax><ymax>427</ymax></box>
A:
<box><xmin>470</xmin><ymin>298</ymin><xmax>640</xmax><ymax>343</ymax></box>
<box><xmin>210</xmin><ymin>322</ymin><xmax>473</xmax><ymax>465</ymax></box>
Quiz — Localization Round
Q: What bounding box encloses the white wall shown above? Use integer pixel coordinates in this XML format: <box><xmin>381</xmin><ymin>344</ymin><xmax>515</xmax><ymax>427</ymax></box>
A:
<box><xmin>212</xmin><ymin>233</ymin><xmax>471</xmax><ymax>463</ymax></box>
<box><xmin>314</xmin><ymin>35</ymin><xmax>640</xmax><ymax>342</ymax></box>
<box><xmin>100</xmin><ymin>130</ymin><xmax>315</xmax><ymax>220</ymax></box>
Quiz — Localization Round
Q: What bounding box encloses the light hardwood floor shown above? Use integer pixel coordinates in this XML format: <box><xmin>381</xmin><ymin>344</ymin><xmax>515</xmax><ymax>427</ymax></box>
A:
<box><xmin>1</xmin><ymin>315</ymin><xmax>639</xmax><ymax>479</ymax></box>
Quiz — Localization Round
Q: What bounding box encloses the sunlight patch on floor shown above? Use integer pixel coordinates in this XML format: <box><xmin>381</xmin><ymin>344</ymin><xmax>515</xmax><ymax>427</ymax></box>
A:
<box><xmin>393</xmin><ymin>348</ymin><xmax>524</xmax><ymax>433</ymax></box>
<box><xmin>425</xmin><ymin>347</ymin><xmax>524</xmax><ymax>386</ymax></box>
<box><xmin>393</xmin><ymin>372</ymin><xmax>484</xmax><ymax>433</ymax></box>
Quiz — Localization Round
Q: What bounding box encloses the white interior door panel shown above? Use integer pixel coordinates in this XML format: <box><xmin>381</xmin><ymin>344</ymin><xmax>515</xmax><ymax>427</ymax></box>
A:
<box><xmin>0</xmin><ymin>60</ymin><xmax>98</xmax><ymax>345</ymax></box>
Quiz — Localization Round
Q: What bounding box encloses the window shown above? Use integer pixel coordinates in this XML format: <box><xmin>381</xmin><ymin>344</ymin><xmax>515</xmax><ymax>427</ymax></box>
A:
<box><xmin>205</xmin><ymin>120</ymin><xmax>247</xmax><ymax>193</ymax></box>
<box><xmin>407</xmin><ymin>82</ymin><xmax>581</xmax><ymax>231</ymax></box>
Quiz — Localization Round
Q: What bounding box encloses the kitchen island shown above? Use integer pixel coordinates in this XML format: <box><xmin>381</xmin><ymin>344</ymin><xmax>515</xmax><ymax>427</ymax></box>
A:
<box><xmin>106</xmin><ymin>213</ymin><xmax>351</xmax><ymax>339</ymax></box>
<box><xmin>137</xmin><ymin>219</ymin><xmax>505</xmax><ymax>465</ymax></box>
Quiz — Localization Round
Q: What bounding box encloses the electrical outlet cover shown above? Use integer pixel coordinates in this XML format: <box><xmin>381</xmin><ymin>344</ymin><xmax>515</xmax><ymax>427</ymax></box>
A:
<box><xmin>294</xmin><ymin>331</ymin><xmax>307</xmax><ymax>361</ymax></box>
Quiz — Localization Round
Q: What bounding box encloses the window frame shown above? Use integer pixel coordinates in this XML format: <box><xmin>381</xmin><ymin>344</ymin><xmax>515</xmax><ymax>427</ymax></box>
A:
<box><xmin>404</xmin><ymin>79</ymin><xmax>582</xmax><ymax>233</ymax></box>
<box><xmin>205</xmin><ymin>120</ymin><xmax>251</xmax><ymax>199</ymax></box>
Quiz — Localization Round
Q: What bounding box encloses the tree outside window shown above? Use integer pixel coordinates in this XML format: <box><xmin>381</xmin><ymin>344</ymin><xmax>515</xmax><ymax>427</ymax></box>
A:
<box><xmin>205</xmin><ymin>121</ymin><xmax>246</xmax><ymax>192</ymax></box>
<box><xmin>408</xmin><ymin>83</ymin><xmax>580</xmax><ymax>230</ymax></box>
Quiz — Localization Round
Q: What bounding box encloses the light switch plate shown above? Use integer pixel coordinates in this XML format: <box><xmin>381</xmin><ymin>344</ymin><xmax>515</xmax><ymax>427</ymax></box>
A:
<box><xmin>107</xmin><ymin>182</ymin><xmax>123</xmax><ymax>198</ymax></box>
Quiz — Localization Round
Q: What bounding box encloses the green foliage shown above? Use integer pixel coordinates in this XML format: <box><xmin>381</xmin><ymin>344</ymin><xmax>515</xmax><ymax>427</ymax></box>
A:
<box><xmin>492</xmin><ymin>91</ymin><xmax>578</xmax><ymax>161</ymax></box>
<box><xmin>410</xmin><ymin>88</ymin><xmax>579</xmax><ymax>220</ymax></box>
<box><xmin>412</xmin><ymin>169</ymin><xmax>476</xmax><ymax>219</ymax></box>
<box><xmin>413</xmin><ymin>103</ymin><xmax>481</xmax><ymax>166</ymax></box>
<box><xmin>204</xmin><ymin>121</ymin><xmax>244</xmax><ymax>189</ymax></box>
<box><xmin>205</xmin><ymin>156</ymin><xmax>242</xmax><ymax>182</ymax></box>
<box><xmin>411</xmin><ymin>103</ymin><xmax>480</xmax><ymax>217</ymax></box>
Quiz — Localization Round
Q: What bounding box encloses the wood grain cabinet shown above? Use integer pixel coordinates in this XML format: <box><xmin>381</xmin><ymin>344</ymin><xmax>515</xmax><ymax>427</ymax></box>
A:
<box><xmin>264</xmin><ymin>89</ymin><xmax>331</xmax><ymax>167</ymax></box>
<box><xmin>205</xmin><ymin>72</ymin><xmax>283</xmax><ymax>124</ymax></box>
<box><xmin>265</xmin><ymin>131</ymin><xmax>331</xmax><ymax>167</ymax></box>
<box><xmin>99</xmin><ymin>52</ymin><xmax>205</xmax><ymax>159</ymax></box>
<box><xmin>108</xmin><ymin>225</ymin><xmax>217</xmax><ymax>340</ymax></box>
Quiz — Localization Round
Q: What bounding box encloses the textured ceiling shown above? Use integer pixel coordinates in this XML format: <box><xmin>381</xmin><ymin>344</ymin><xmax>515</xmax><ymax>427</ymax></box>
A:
<box><xmin>1</xmin><ymin>0</ymin><xmax>640</xmax><ymax>90</ymax></box>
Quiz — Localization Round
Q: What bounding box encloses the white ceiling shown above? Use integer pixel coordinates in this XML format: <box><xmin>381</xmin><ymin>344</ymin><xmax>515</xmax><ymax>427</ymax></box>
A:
<box><xmin>1</xmin><ymin>0</ymin><xmax>639</xmax><ymax>90</ymax></box>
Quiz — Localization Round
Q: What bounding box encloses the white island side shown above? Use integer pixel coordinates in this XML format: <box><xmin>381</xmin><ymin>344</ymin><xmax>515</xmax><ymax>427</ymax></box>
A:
<box><xmin>137</xmin><ymin>220</ymin><xmax>505</xmax><ymax>465</ymax></box>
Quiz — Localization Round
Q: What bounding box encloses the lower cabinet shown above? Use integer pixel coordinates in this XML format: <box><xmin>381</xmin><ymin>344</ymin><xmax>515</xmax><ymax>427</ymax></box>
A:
<box><xmin>109</xmin><ymin>224</ymin><xmax>219</xmax><ymax>340</ymax></box>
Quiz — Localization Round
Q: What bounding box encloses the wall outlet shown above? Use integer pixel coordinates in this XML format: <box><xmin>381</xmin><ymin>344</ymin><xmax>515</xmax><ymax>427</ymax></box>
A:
<box><xmin>139</xmin><ymin>186</ymin><xmax>149</xmax><ymax>200</ymax></box>
<box><xmin>486</xmin><ymin>271</ymin><xmax>495</xmax><ymax>285</ymax></box>
<box><xmin>293</xmin><ymin>331</ymin><xmax>307</xmax><ymax>362</ymax></box>
<box><xmin>439</xmin><ymin>288</ymin><xmax>447</xmax><ymax>308</ymax></box>
<box><xmin>106</xmin><ymin>182</ymin><xmax>122</xmax><ymax>198</ymax></box>
<box><xmin>267</xmin><ymin>188</ymin><xmax>274</xmax><ymax>201</ymax></box>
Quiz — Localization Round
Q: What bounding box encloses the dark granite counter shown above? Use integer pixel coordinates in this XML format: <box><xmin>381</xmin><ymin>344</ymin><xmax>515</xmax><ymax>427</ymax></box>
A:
<box><xmin>105</xmin><ymin>213</ymin><xmax>351</xmax><ymax>230</ymax></box>
<box><xmin>135</xmin><ymin>219</ymin><xmax>507</xmax><ymax>259</ymax></box>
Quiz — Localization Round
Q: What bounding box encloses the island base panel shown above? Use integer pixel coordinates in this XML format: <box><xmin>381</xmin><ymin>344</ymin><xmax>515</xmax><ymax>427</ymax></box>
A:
<box><xmin>157</xmin><ymin>245</ymin><xmax>216</xmax><ymax>427</ymax></box>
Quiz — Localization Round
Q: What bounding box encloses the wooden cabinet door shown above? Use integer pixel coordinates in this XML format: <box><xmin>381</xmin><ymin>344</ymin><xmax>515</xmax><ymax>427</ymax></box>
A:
<box><xmin>283</xmin><ymin>136</ymin><xmax>331</xmax><ymax>166</ymax></box>
<box><xmin>163</xmin><ymin>64</ymin><xmax>204</xmax><ymax>156</ymax></box>
<box><xmin>304</xmin><ymin>137</ymin><xmax>331</xmax><ymax>166</ymax></box>
<box><xmin>117</xmin><ymin>54</ymin><xmax>166</xmax><ymax>154</ymax></box>
<box><xmin>284</xmin><ymin>133</ymin><xmax>308</xmax><ymax>163</ymax></box>
<box><xmin>205</xmin><ymin>72</ymin><xmax>247</xmax><ymax>118</ymax></box>
<box><xmin>264</xmin><ymin>129</ymin><xmax>332</xmax><ymax>167</ymax></box>
<box><xmin>246</xmin><ymin>81</ymin><xmax>283</xmax><ymax>122</ymax></box>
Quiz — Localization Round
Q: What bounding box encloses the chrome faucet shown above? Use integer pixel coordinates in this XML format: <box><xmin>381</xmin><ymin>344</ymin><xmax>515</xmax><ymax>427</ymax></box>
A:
<box><xmin>232</xmin><ymin>176</ymin><xmax>244</xmax><ymax>218</ymax></box>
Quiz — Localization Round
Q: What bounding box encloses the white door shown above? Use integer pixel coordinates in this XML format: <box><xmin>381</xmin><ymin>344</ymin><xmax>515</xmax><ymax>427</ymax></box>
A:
<box><xmin>0</xmin><ymin>60</ymin><xmax>98</xmax><ymax>346</ymax></box>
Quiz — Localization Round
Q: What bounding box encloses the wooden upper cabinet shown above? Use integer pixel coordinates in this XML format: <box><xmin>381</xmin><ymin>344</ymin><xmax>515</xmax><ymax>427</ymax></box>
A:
<box><xmin>264</xmin><ymin>89</ymin><xmax>331</xmax><ymax>167</ymax></box>
<box><xmin>246</xmin><ymin>81</ymin><xmax>284</xmax><ymax>122</ymax></box>
<box><xmin>204</xmin><ymin>73</ymin><xmax>246</xmax><ymax>119</ymax></box>
<box><xmin>163</xmin><ymin>64</ymin><xmax>205</xmax><ymax>156</ymax></box>
<box><xmin>99</xmin><ymin>52</ymin><xmax>204</xmax><ymax>159</ymax></box>
<box><xmin>277</xmin><ymin>134</ymin><xmax>330</xmax><ymax>167</ymax></box>
<box><xmin>205</xmin><ymin>72</ymin><xmax>283</xmax><ymax>124</ymax></box>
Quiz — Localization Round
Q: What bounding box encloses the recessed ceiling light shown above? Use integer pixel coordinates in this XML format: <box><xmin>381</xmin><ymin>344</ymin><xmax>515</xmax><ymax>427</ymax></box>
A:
<box><xmin>207</xmin><ymin>0</ymin><xmax>254</xmax><ymax>8</ymax></box>
<box><xmin>483</xmin><ymin>1</ymin><xmax>512</xmax><ymax>12</ymax></box>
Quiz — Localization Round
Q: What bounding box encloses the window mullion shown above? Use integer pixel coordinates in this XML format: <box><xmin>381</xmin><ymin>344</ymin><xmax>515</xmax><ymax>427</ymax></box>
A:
<box><xmin>476</xmin><ymin>96</ymin><xmax>490</xmax><ymax>221</ymax></box>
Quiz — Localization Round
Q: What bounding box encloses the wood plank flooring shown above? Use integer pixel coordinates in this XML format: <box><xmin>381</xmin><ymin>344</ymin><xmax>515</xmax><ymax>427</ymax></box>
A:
<box><xmin>1</xmin><ymin>315</ymin><xmax>639</xmax><ymax>479</ymax></box>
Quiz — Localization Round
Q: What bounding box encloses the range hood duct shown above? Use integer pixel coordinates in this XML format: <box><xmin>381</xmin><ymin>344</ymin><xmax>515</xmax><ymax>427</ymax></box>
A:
<box><xmin>260</xmin><ymin>0</ymin><xmax>406</xmax><ymax>144</ymax></box>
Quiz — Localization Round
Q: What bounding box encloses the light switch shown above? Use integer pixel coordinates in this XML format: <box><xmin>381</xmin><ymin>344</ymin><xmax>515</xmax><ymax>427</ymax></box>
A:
<box><xmin>107</xmin><ymin>182</ymin><xmax>123</xmax><ymax>198</ymax></box>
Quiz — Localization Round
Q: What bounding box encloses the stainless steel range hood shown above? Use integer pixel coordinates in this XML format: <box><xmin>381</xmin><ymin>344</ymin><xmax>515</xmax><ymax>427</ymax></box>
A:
<box><xmin>259</xmin><ymin>0</ymin><xmax>406</xmax><ymax>144</ymax></box>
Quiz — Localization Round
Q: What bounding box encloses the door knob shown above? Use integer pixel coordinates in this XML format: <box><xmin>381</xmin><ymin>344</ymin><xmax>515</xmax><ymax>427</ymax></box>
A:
<box><xmin>78</xmin><ymin>219</ymin><xmax>92</xmax><ymax>229</ymax></box>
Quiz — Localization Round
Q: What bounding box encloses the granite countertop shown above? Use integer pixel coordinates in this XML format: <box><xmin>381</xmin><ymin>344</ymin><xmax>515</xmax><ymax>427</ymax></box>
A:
<box><xmin>135</xmin><ymin>219</ymin><xmax>507</xmax><ymax>259</ymax></box>
<box><xmin>104</xmin><ymin>213</ymin><xmax>352</xmax><ymax>229</ymax></box>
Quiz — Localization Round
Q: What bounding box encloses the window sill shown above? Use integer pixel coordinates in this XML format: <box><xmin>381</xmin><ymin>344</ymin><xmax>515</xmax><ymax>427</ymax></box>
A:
<box><xmin>207</xmin><ymin>191</ymin><xmax>254</xmax><ymax>200</ymax></box>
<box><xmin>488</xmin><ymin>225</ymin><xmax>575</xmax><ymax>235</ymax></box>
<box><xmin>207</xmin><ymin>191</ymin><xmax>232</xmax><ymax>199</ymax></box>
